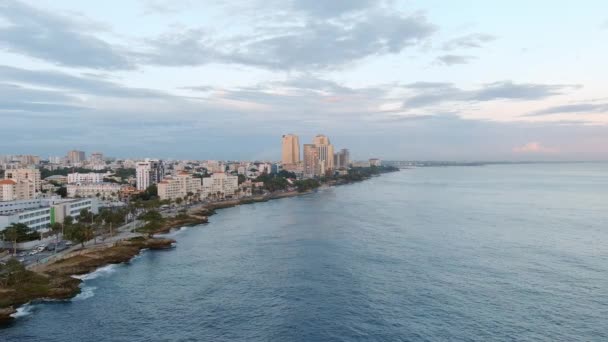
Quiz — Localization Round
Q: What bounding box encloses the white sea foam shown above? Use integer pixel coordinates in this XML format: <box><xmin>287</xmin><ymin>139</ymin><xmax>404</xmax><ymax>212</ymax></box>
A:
<box><xmin>72</xmin><ymin>263</ymin><xmax>118</xmax><ymax>281</ymax></box>
<box><xmin>10</xmin><ymin>303</ymin><xmax>35</xmax><ymax>318</ymax></box>
<box><xmin>158</xmin><ymin>226</ymin><xmax>189</xmax><ymax>237</ymax></box>
<box><xmin>72</xmin><ymin>286</ymin><xmax>97</xmax><ymax>301</ymax></box>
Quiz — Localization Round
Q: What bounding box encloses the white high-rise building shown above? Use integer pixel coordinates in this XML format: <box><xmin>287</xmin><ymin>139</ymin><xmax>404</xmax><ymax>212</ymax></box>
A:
<box><xmin>136</xmin><ymin>159</ymin><xmax>165</xmax><ymax>190</ymax></box>
<box><xmin>3</xmin><ymin>168</ymin><xmax>41</xmax><ymax>199</ymax></box>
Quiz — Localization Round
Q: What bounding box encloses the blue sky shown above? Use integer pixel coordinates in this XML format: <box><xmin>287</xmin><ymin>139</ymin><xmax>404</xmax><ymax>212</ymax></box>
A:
<box><xmin>0</xmin><ymin>0</ymin><xmax>607</xmax><ymax>161</ymax></box>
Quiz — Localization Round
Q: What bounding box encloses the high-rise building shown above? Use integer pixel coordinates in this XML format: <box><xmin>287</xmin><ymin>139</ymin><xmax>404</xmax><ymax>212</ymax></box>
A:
<box><xmin>281</xmin><ymin>134</ymin><xmax>300</xmax><ymax>167</ymax></box>
<box><xmin>303</xmin><ymin>144</ymin><xmax>320</xmax><ymax>178</ymax></box>
<box><xmin>4</xmin><ymin>168</ymin><xmax>41</xmax><ymax>199</ymax></box>
<box><xmin>90</xmin><ymin>152</ymin><xmax>104</xmax><ymax>164</ymax></box>
<box><xmin>12</xmin><ymin>155</ymin><xmax>40</xmax><ymax>166</ymax></box>
<box><xmin>312</xmin><ymin>134</ymin><xmax>335</xmax><ymax>174</ymax></box>
<box><xmin>136</xmin><ymin>159</ymin><xmax>165</xmax><ymax>190</ymax></box>
<box><xmin>67</xmin><ymin>150</ymin><xmax>86</xmax><ymax>164</ymax></box>
<box><xmin>334</xmin><ymin>149</ymin><xmax>350</xmax><ymax>169</ymax></box>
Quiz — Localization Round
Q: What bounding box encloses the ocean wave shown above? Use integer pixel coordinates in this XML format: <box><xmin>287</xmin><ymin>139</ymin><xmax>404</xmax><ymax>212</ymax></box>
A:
<box><xmin>10</xmin><ymin>303</ymin><xmax>35</xmax><ymax>318</ymax></box>
<box><xmin>72</xmin><ymin>286</ymin><xmax>97</xmax><ymax>301</ymax></box>
<box><xmin>72</xmin><ymin>264</ymin><xmax>118</xmax><ymax>281</ymax></box>
<box><xmin>158</xmin><ymin>226</ymin><xmax>189</xmax><ymax>237</ymax></box>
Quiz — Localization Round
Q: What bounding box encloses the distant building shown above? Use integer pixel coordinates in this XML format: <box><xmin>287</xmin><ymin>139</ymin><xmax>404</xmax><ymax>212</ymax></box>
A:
<box><xmin>136</xmin><ymin>159</ymin><xmax>165</xmax><ymax>190</ymax></box>
<box><xmin>90</xmin><ymin>152</ymin><xmax>104</xmax><ymax>164</ymax></box>
<box><xmin>44</xmin><ymin>175</ymin><xmax>68</xmax><ymax>184</ymax></box>
<box><xmin>281</xmin><ymin>134</ymin><xmax>300</xmax><ymax>168</ymax></box>
<box><xmin>67</xmin><ymin>172</ymin><xmax>105</xmax><ymax>184</ymax></box>
<box><xmin>67</xmin><ymin>150</ymin><xmax>86</xmax><ymax>165</ymax></box>
<box><xmin>48</xmin><ymin>156</ymin><xmax>63</xmax><ymax>164</ymax></box>
<box><xmin>157</xmin><ymin>172</ymin><xmax>202</xmax><ymax>201</ymax></box>
<box><xmin>334</xmin><ymin>149</ymin><xmax>350</xmax><ymax>169</ymax></box>
<box><xmin>351</xmin><ymin>161</ymin><xmax>371</xmax><ymax>168</ymax></box>
<box><xmin>12</xmin><ymin>155</ymin><xmax>40</xmax><ymax>166</ymax></box>
<box><xmin>303</xmin><ymin>144</ymin><xmax>320</xmax><ymax>178</ymax></box>
<box><xmin>202</xmin><ymin>173</ymin><xmax>238</xmax><ymax>199</ymax></box>
<box><xmin>313</xmin><ymin>134</ymin><xmax>335</xmax><ymax>174</ymax></box>
<box><xmin>369</xmin><ymin>158</ymin><xmax>382</xmax><ymax>167</ymax></box>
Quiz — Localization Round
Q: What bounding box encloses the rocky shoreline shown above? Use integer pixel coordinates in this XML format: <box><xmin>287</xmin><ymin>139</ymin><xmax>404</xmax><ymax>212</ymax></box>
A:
<box><xmin>0</xmin><ymin>237</ymin><xmax>174</xmax><ymax>323</ymax></box>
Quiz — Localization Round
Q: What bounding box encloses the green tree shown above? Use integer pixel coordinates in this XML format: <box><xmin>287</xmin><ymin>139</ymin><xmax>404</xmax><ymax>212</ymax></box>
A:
<box><xmin>139</xmin><ymin>210</ymin><xmax>163</xmax><ymax>223</ymax></box>
<box><xmin>50</xmin><ymin>222</ymin><xmax>63</xmax><ymax>240</ymax></box>
<box><xmin>139</xmin><ymin>220</ymin><xmax>162</xmax><ymax>238</ymax></box>
<box><xmin>55</xmin><ymin>186</ymin><xmax>67</xmax><ymax>198</ymax></box>
<box><xmin>3</xmin><ymin>225</ymin><xmax>19</xmax><ymax>255</ymax></box>
<box><xmin>64</xmin><ymin>216</ymin><xmax>74</xmax><ymax>226</ymax></box>
<box><xmin>64</xmin><ymin>223</ymin><xmax>94</xmax><ymax>248</ymax></box>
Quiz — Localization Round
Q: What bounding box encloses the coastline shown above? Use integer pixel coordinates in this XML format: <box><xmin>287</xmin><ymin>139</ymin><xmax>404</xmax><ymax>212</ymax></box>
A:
<box><xmin>0</xmin><ymin>169</ymin><xmax>398</xmax><ymax>323</ymax></box>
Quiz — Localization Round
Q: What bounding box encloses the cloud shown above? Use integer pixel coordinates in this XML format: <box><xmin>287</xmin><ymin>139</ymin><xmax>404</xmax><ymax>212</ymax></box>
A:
<box><xmin>142</xmin><ymin>0</ymin><xmax>195</xmax><ymax>14</ymax></box>
<box><xmin>512</xmin><ymin>142</ymin><xmax>558</xmax><ymax>154</ymax></box>
<box><xmin>435</xmin><ymin>54</ymin><xmax>476</xmax><ymax>65</ymax></box>
<box><xmin>0</xmin><ymin>0</ymin><xmax>133</xmax><ymax>69</ymax></box>
<box><xmin>0</xmin><ymin>65</ymin><xmax>170</xmax><ymax>98</ymax></box>
<box><xmin>403</xmin><ymin>81</ymin><xmax>579</xmax><ymax>108</ymax></box>
<box><xmin>143</xmin><ymin>10</ymin><xmax>436</xmax><ymax>70</ymax></box>
<box><xmin>472</xmin><ymin>81</ymin><xmax>574</xmax><ymax>101</ymax></box>
<box><xmin>443</xmin><ymin>33</ymin><xmax>496</xmax><ymax>50</ymax></box>
<box><xmin>288</xmin><ymin>0</ymin><xmax>376</xmax><ymax>17</ymax></box>
<box><xmin>527</xmin><ymin>103</ymin><xmax>608</xmax><ymax>116</ymax></box>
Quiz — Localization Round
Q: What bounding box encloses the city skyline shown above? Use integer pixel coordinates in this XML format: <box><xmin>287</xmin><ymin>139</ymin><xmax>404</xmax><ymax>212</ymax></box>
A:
<box><xmin>1</xmin><ymin>0</ymin><xmax>607</xmax><ymax>161</ymax></box>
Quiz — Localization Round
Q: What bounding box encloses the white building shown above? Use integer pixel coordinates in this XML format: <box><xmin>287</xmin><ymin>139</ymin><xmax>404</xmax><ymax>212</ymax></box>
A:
<box><xmin>0</xmin><ymin>197</ymin><xmax>99</xmax><ymax>232</ymax></box>
<box><xmin>66</xmin><ymin>183</ymin><xmax>123</xmax><ymax>200</ymax></box>
<box><xmin>369</xmin><ymin>158</ymin><xmax>382</xmax><ymax>167</ymax></box>
<box><xmin>0</xmin><ymin>179</ymin><xmax>17</xmax><ymax>201</ymax></box>
<box><xmin>136</xmin><ymin>159</ymin><xmax>165</xmax><ymax>190</ymax></box>
<box><xmin>202</xmin><ymin>173</ymin><xmax>239</xmax><ymax>200</ymax></box>
<box><xmin>67</xmin><ymin>172</ymin><xmax>105</xmax><ymax>184</ymax></box>
<box><xmin>157</xmin><ymin>172</ymin><xmax>202</xmax><ymax>201</ymax></box>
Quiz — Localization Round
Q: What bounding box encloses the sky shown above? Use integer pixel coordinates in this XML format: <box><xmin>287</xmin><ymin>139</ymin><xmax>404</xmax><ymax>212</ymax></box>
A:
<box><xmin>0</xmin><ymin>0</ymin><xmax>607</xmax><ymax>161</ymax></box>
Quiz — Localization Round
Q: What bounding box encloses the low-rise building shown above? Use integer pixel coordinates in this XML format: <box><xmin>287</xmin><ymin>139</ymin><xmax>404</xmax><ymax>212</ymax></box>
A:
<box><xmin>0</xmin><ymin>197</ymin><xmax>99</xmax><ymax>232</ymax></box>
<box><xmin>67</xmin><ymin>172</ymin><xmax>105</xmax><ymax>184</ymax></box>
<box><xmin>157</xmin><ymin>172</ymin><xmax>202</xmax><ymax>201</ymax></box>
<box><xmin>66</xmin><ymin>183</ymin><xmax>123</xmax><ymax>200</ymax></box>
<box><xmin>45</xmin><ymin>175</ymin><xmax>68</xmax><ymax>184</ymax></box>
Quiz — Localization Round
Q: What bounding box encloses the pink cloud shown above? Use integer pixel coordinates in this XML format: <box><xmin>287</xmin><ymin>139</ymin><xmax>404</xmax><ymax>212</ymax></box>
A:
<box><xmin>512</xmin><ymin>142</ymin><xmax>558</xmax><ymax>154</ymax></box>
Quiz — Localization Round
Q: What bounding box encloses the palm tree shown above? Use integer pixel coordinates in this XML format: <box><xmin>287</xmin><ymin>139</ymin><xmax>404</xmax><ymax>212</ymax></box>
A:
<box><xmin>3</xmin><ymin>225</ymin><xmax>19</xmax><ymax>255</ymax></box>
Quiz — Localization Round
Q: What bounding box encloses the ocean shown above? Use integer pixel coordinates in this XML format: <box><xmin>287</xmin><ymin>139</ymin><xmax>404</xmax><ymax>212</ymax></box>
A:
<box><xmin>2</xmin><ymin>163</ymin><xmax>607</xmax><ymax>341</ymax></box>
